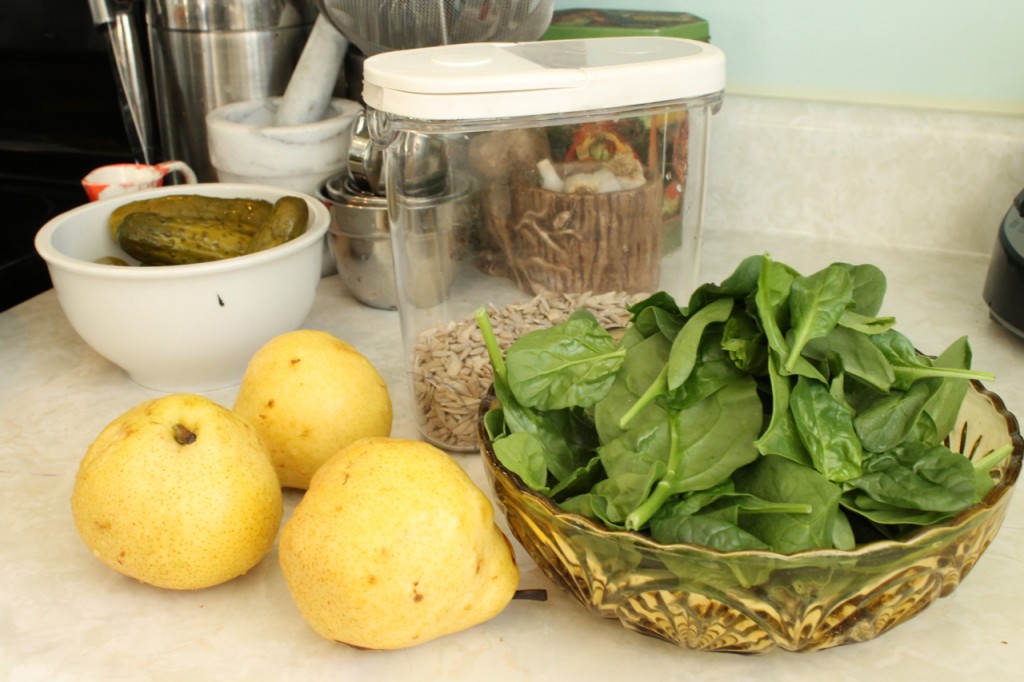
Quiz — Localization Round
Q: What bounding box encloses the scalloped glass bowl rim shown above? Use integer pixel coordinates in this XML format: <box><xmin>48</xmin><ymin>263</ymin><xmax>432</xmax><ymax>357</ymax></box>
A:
<box><xmin>478</xmin><ymin>380</ymin><xmax>1023</xmax><ymax>561</ymax></box>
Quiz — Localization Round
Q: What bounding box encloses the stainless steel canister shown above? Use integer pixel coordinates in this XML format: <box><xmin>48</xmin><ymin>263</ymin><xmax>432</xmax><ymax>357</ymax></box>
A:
<box><xmin>146</xmin><ymin>0</ymin><xmax>317</xmax><ymax>180</ymax></box>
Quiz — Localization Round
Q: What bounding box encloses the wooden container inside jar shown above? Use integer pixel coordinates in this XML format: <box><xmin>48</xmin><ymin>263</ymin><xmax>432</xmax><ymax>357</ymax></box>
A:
<box><xmin>501</xmin><ymin>162</ymin><xmax>664</xmax><ymax>295</ymax></box>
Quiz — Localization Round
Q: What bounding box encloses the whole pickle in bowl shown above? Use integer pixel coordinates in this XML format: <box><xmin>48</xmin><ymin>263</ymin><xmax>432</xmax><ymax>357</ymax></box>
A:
<box><xmin>117</xmin><ymin>213</ymin><xmax>252</xmax><ymax>265</ymax></box>
<box><xmin>246</xmin><ymin>196</ymin><xmax>310</xmax><ymax>254</ymax></box>
<box><xmin>107</xmin><ymin>195</ymin><xmax>274</xmax><ymax>240</ymax></box>
<box><xmin>108</xmin><ymin>194</ymin><xmax>311</xmax><ymax>266</ymax></box>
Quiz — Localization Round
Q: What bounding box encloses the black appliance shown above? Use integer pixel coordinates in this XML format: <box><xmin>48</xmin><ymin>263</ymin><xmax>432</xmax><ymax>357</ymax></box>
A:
<box><xmin>0</xmin><ymin>0</ymin><xmax>135</xmax><ymax>311</ymax></box>
<box><xmin>983</xmin><ymin>186</ymin><xmax>1024</xmax><ymax>339</ymax></box>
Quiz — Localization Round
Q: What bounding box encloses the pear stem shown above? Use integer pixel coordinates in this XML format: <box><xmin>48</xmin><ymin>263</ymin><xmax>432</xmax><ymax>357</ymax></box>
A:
<box><xmin>513</xmin><ymin>589</ymin><xmax>548</xmax><ymax>602</ymax></box>
<box><xmin>172</xmin><ymin>423</ymin><xmax>196</xmax><ymax>445</ymax></box>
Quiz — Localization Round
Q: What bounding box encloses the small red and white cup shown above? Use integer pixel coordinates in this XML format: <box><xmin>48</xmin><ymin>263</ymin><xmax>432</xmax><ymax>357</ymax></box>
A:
<box><xmin>81</xmin><ymin>160</ymin><xmax>197</xmax><ymax>202</ymax></box>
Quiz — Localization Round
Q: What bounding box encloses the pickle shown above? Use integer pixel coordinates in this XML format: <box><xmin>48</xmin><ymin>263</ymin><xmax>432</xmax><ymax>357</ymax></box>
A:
<box><xmin>94</xmin><ymin>256</ymin><xmax>131</xmax><ymax>266</ymax></box>
<box><xmin>117</xmin><ymin>213</ymin><xmax>253</xmax><ymax>265</ymax></box>
<box><xmin>108</xmin><ymin>195</ymin><xmax>274</xmax><ymax>240</ymax></box>
<box><xmin>245</xmin><ymin>196</ymin><xmax>310</xmax><ymax>254</ymax></box>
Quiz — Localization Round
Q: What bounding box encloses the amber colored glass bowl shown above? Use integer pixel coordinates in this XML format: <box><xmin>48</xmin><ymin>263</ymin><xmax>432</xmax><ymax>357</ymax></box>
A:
<box><xmin>479</xmin><ymin>382</ymin><xmax>1023</xmax><ymax>653</ymax></box>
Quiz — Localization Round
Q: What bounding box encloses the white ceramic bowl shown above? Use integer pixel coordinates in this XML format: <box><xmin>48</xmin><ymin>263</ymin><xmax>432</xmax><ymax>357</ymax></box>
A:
<box><xmin>206</xmin><ymin>97</ymin><xmax>362</xmax><ymax>278</ymax></box>
<box><xmin>34</xmin><ymin>183</ymin><xmax>331</xmax><ymax>392</ymax></box>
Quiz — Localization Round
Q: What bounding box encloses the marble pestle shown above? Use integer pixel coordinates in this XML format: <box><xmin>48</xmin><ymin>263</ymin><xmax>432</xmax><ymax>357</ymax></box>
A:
<box><xmin>274</xmin><ymin>14</ymin><xmax>350</xmax><ymax>127</ymax></box>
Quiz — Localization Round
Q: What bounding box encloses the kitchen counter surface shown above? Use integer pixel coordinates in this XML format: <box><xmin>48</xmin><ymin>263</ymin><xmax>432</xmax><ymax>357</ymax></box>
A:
<box><xmin>2</xmin><ymin>226</ymin><xmax>1022</xmax><ymax>681</ymax></box>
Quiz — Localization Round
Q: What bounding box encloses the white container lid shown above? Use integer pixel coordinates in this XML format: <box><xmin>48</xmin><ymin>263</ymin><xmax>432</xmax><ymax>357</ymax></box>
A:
<box><xmin>362</xmin><ymin>37</ymin><xmax>725</xmax><ymax>121</ymax></box>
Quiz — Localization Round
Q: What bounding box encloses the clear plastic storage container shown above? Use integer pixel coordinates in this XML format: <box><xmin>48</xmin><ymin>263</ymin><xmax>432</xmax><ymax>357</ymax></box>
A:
<box><xmin>362</xmin><ymin>37</ymin><xmax>725</xmax><ymax>451</ymax></box>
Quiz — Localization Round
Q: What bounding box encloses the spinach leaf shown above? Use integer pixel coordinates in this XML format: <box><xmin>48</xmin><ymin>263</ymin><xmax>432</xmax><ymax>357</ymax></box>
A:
<box><xmin>872</xmin><ymin>330</ymin><xmax>993</xmax><ymax>389</ymax></box>
<box><xmin>802</xmin><ymin>324</ymin><xmax>895</xmax><ymax>392</ymax></box>
<box><xmin>870</xmin><ymin>328</ymin><xmax>925</xmax><ymax>383</ymax></box>
<box><xmin>666</xmin><ymin>296</ymin><xmax>734</xmax><ymax>390</ymax></box>
<box><xmin>972</xmin><ymin>445</ymin><xmax>1014</xmax><ymax>502</ymax></box>
<box><xmin>562</xmin><ymin>424</ymin><xmax>696</xmax><ymax>528</ymax></box>
<box><xmin>616</xmin><ymin>365</ymin><xmax>669</xmax><ymax>432</ymax></box>
<box><xmin>840</xmin><ymin>491</ymin><xmax>957</xmax><ymax>527</ymax></box>
<box><xmin>853</xmin><ymin>381</ymin><xmax>932</xmax><ymax>453</ymax></box>
<box><xmin>628</xmin><ymin>290</ymin><xmax>683</xmax><ymax>320</ymax></box>
<box><xmin>650</xmin><ymin>480</ymin><xmax>737</xmax><ymax>521</ymax></box>
<box><xmin>833</xmin><ymin>262</ymin><xmax>887</xmax><ymax>316</ymax></box>
<box><xmin>625</xmin><ymin>376</ymin><xmax>762</xmax><ymax>530</ymax></box>
<box><xmin>483</xmin><ymin>403</ymin><xmax>507</xmax><ymax>441</ymax></box>
<box><xmin>615</xmin><ymin>323</ymin><xmax>648</xmax><ymax>351</ymax></box>
<box><xmin>548</xmin><ymin>453</ymin><xmax>605</xmax><ymax>502</ymax></box>
<box><xmin>620</xmin><ymin>301</ymin><xmax>744</xmax><ymax>435</ymax></box>
<box><xmin>733</xmin><ymin>455</ymin><xmax>846</xmax><ymax>553</ymax></box>
<box><xmin>663</xmin><ymin>330</ymin><xmax>747</xmax><ymax>411</ymax></box>
<box><xmin>848</xmin><ymin>442</ymin><xmax>976</xmax><ymax>513</ymax></box>
<box><xmin>633</xmin><ymin>304</ymin><xmax>684</xmax><ymax>342</ymax></box>
<box><xmin>864</xmin><ymin>333</ymin><xmax>985</xmax><ymax>445</ymax></box>
<box><xmin>668</xmin><ymin>375</ymin><xmax>763</xmax><ymax>492</ymax></box>
<box><xmin>789</xmin><ymin>375</ymin><xmax>863</xmax><ymax>482</ymax></box>
<box><xmin>593</xmin><ymin>417</ymin><xmax>671</xmax><ymax>525</ymax></box>
<box><xmin>721</xmin><ymin>310</ymin><xmax>767</xmax><ymax>374</ymax></box>
<box><xmin>526</xmin><ymin>411</ymin><xmax>591</xmax><ymax>482</ymax></box>
<box><xmin>755</xmin><ymin>255</ymin><xmax>826</xmax><ymax>382</ymax></box>
<box><xmin>593</xmin><ymin>332</ymin><xmax>672</xmax><ymax>443</ymax></box>
<box><xmin>838</xmin><ymin>309</ymin><xmax>896</xmax><ymax>335</ymax></box>
<box><xmin>493</xmin><ymin>432</ymin><xmax>550</xmax><ymax>493</ymax></box>
<box><xmin>753</xmin><ymin>353</ymin><xmax>813</xmax><ymax>466</ymax></box>
<box><xmin>505</xmin><ymin>309</ymin><xmax>625</xmax><ymax>410</ymax></box>
<box><xmin>684</xmin><ymin>253</ymin><xmax>764</xmax><ymax>313</ymax></box>
<box><xmin>648</xmin><ymin>480</ymin><xmax>813</xmax><ymax>547</ymax></box>
<box><xmin>908</xmin><ymin>336</ymin><xmax>974</xmax><ymax>443</ymax></box>
<box><xmin>476</xmin><ymin>308</ymin><xmax>587</xmax><ymax>483</ymax></box>
<box><xmin>648</xmin><ymin>483</ymin><xmax>785</xmax><ymax>550</ymax></box>
<box><xmin>754</xmin><ymin>255</ymin><xmax>796</xmax><ymax>351</ymax></box>
<box><xmin>784</xmin><ymin>264</ymin><xmax>854</xmax><ymax>373</ymax></box>
<box><xmin>651</xmin><ymin>510</ymin><xmax>771</xmax><ymax>551</ymax></box>
<box><xmin>831</xmin><ymin>510</ymin><xmax>856</xmax><ymax>550</ymax></box>
<box><xmin>561</xmin><ymin>489</ymin><xmax>628</xmax><ymax>529</ymax></box>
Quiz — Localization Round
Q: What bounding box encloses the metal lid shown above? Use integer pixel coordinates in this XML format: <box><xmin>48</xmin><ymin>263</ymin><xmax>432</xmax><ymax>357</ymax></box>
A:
<box><xmin>145</xmin><ymin>0</ymin><xmax>317</xmax><ymax>31</ymax></box>
<box><xmin>346</xmin><ymin>109</ymin><xmax>385</xmax><ymax>195</ymax></box>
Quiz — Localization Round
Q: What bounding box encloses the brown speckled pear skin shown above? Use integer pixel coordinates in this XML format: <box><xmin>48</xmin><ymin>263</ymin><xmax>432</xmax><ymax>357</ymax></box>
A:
<box><xmin>279</xmin><ymin>437</ymin><xmax>520</xmax><ymax>650</ymax></box>
<box><xmin>71</xmin><ymin>393</ymin><xmax>283</xmax><ymax>590</ymax></box>
<box><xmin>233</xmin><ymin>330</ymin><xmax>393</xmax><ymax>490</ymax></box>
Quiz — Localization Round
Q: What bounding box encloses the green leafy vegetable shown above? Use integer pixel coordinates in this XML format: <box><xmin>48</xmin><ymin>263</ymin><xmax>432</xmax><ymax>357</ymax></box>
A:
<box><xmin>789</xmin><ymin>376</ymin><xmax>863</xmax><ymax>483</ymax></box>
<box><xmin>785</xmin><ymin>264</ymin><xmax>854</xmax><ymax>372</ymax></box>
<box><xmin>505</xmin><ymin>309</ymin><xmax>625</xmax><ymax>410</ymax></box>
<box><xmin>624</xmin><ymin>376</ymin><xmax>762</xmax><ymax>531</ymax></box>
<box><xmin>477</xmin><ymin>254</ymin><xmax>1002</xmax><ymax>556</ymax></box>
<box><xmin>848</xmin><ymin>442</ymin><xmax>976</xmax><ymax>513</ymax></box>
<box><xmin>667</xmin><ymin>296</ymin><xmax>734</xmax><ymax>390</ymax></box>
<box><xmin>733</xmin><ymin>455</ymin><xmax>845</xmax><ymax>554</ymax></box>
<box><xmin>753</xmin><ymin>354</ymin><xmax>813</xmax><ymax>467</ymax></box>
<box><xmin>836</xmin><ymin>261</ymin><xmax>886</xmax><ymax>316</ymax></box>
<box><xmin>593</xmin><ymin>332</ymin><xmax>672</xmax><ymax>443</ymax></box>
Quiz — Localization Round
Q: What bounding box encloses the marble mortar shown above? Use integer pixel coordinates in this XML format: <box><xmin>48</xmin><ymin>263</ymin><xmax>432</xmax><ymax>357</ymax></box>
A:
<box><xmin>206</xmin><ymin>97</ymin><xmax>362</xmax><ymax>195</ymax></box>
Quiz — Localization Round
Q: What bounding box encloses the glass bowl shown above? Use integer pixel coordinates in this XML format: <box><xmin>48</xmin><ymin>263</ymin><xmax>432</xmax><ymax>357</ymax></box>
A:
<box><xmin>479</xmin><ymin>381</ymin><xmax>1022</xmax><ymax>653</ymax></box>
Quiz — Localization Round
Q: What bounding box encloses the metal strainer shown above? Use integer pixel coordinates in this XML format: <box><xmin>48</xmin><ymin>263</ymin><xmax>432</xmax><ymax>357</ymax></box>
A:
<box><xmin>317</xmin><ymin>0</ymin><xmax>554</xmax><ymax>56</ymax></box>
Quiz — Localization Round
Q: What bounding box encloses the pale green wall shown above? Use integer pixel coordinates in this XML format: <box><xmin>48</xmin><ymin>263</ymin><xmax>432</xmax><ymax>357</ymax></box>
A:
<box><xmin>552</xmin><ymin>1</ymin><xmax>1024</xmax><ymax>114</ymax></box>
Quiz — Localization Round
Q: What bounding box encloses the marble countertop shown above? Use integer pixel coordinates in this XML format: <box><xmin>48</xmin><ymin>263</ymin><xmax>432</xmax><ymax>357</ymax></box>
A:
<box><xmin>2</xmin><ymin>225</ymin><xmax>1022</xmax><ymax>681</ymax></box>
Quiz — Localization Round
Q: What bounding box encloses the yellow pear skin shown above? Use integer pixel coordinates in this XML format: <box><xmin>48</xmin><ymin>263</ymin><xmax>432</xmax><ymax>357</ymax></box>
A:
<box><xmin>71</xmin><ymin>394</ymin><xmax>283</xmax><ymax>590</ymax></box>
<box><xmin>279</xmin><ymin>438</ymin><xmax>520</xmax><ymax>650</ymax></box>
<box><xmin>233</xmin><ymin>330</ymin><xmax>393</xmax><ymax>490</ymax></box>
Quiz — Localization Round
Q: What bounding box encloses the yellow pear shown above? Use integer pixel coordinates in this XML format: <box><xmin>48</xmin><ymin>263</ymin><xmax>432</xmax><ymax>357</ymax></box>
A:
<box><xmin>279</xmin><ymin>437</ymin><xmax>520</xmax><ymax>650</ymax></box>
<box><xmin>71</xmin><ymin>393</ymin><xmax>283</xmax><ymax>590</ymax></box>
<box><xmin>233</xmin><ymin>329</ymin><xmax>393</xmax><ymax>489</ymax></box>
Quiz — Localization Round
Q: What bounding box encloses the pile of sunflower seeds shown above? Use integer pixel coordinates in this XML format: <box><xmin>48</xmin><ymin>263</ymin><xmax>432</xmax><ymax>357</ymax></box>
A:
<box><xmin>412</xmin><ymin>290</ymin><xmax>642</xmax><ymax>451</ymax></box>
